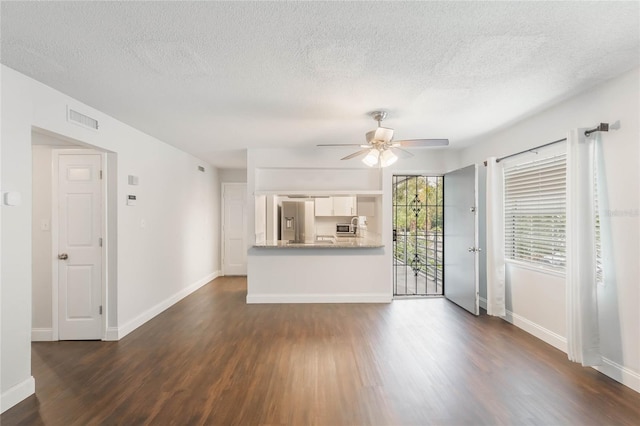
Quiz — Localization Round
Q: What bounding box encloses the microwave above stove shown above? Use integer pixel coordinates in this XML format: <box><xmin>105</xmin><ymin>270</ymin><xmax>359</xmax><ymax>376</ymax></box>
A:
<box><xmin>336</xmin><ymin>223</ymin><xmax>356</xmax><ymax>236</ymax></box>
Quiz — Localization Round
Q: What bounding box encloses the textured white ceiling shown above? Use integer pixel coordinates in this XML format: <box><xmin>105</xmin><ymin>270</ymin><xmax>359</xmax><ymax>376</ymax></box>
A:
<box><xmin>2</xmin><ymin>1</ymin><xmax>639</xmax><ymax>168</ymax></box>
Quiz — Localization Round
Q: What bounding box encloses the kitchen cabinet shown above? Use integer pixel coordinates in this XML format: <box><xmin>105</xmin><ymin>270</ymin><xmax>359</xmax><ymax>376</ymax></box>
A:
<box><xmin>314</xmin><ymin>196</ymin><xmax>357</xmax><ymax>216</ymax></box>
<box><xmin>314</xmin><ymin>197</ymin><xmax>333</xmax><ymax>216</ymax></box>
<box><xmin>333</xmin><ymin>196</ymin><xmax>357</xmax><ymax>216</ymax></box>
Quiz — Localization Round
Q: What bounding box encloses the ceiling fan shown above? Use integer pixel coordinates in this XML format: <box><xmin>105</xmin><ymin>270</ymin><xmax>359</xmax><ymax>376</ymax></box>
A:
<box><xmin>317</xmin><ymin>111</ymin><xmax>449</xmax><ymax>167</ymax></box>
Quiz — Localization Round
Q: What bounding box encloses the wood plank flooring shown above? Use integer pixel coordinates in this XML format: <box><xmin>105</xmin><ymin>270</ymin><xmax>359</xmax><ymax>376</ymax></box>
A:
<box><xmin>3</xmin><ymin>276</ymin><xmax>640</xmax><ymax>425</ymax></box>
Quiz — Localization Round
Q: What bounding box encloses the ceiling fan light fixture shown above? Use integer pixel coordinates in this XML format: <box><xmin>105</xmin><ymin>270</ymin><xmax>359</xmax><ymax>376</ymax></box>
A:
<box><xmin>380</xmin><ymin>149</ymin><xmax>398</xmax><ymax>167</ymax></box>
<box><xmin>362</xmin><ymin>149</ymin><xmax>380</xmax><ymax>167</ymax></box>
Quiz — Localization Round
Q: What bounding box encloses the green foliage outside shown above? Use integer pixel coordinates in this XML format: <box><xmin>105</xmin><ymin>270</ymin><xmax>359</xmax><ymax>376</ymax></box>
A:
<box><xmin>393</xmin><ymin>176</ymin><xmax>443</xmax><ymax>233</ymax></box>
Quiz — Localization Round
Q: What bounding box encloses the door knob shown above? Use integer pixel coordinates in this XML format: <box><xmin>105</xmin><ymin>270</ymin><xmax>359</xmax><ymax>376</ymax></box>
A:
<box><xmin>58</xmin><ymin>253</ymin><xmax>68</xmax><ymax>260</ymax></box>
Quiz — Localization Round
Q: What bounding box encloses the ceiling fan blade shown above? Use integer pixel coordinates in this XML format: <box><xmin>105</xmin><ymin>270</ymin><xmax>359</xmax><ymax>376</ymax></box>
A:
<box><xmin>341</xmin><ymin>148</ymin><xmax>371</xmax><ymax>160</ymax></box>
<box><xmin>317</xmin><ymin>143</ymin><xmax>364</xmax><ymax>147</ymax></box>
<box><xmin>390</xmin><ymin>147</ymin><xmax>414</xmax><ymax>159</ymax></box>
<box><xmin>367</xmin><ymin>127</ymin><xmax>394</xmax><ymax>143</ymax></box>
<box><xmin>394</xmin><ymin>138</ymin><xmax>449</xmax><ymax>147</ymax></box>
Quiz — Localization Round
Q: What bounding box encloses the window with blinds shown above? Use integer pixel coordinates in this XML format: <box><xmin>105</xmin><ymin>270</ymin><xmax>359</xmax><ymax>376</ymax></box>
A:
<box><xmin>504</xmin><ymin>153</ymin><xmax>567</xmax><ymax>271</ymax></box>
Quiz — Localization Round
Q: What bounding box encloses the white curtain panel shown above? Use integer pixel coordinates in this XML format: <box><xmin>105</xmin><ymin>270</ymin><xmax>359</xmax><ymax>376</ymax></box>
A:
<box><xmin>566</xmin><ymin>129</ymin><xmax>601</xmax><ymax>366</ymax></box>
<box><xmin>485</xmin><ymin>157</ymin><xmax>506</xmax><ymax>316</ymax></box>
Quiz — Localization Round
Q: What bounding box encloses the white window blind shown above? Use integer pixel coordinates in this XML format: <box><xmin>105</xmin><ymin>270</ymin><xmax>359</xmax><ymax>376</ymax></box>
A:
<box><xmin>504</xmin><ymin>153</ymin><xmax>567</xmax><ymax>271</ymax></box>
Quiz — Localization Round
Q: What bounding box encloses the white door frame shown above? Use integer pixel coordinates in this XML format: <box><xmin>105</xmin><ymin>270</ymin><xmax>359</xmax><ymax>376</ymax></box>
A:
<box><xmin>221</xmin><ymin>182</ymin><xmax>247</xmax><ymax>276</ymax></box>
<box><xmin>51</xmin><ymin>148</ymin><xmax>108</xmax><ymax>340</ymax></box>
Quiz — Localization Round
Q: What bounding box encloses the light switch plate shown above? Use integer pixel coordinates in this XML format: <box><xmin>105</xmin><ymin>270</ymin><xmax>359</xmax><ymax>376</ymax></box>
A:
<box><xmin>3</xmin><ymin>191</ymin><xmax>22</xmax><ymax>206</ymax></box>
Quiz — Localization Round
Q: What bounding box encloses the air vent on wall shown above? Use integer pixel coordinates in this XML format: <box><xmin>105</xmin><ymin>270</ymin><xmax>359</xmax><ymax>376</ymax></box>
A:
<box><xmin>68</xmin><ymin>107</ymin><xmax>99</xmax><ymax>130</ymax></box>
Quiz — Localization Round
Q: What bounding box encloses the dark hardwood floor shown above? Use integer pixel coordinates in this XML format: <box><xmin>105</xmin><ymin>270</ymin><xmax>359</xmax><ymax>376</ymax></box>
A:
<box><xmin>3</xmin><ymin>276</ymin><xmax>640</xmax><ymax>425</ymax></box>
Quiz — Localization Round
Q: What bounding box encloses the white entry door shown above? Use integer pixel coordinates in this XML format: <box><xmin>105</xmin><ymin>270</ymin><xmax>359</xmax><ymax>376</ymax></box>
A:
<box><xmin>58</xmin><ymin>153</ymin><xmax>103</xmax><ymax>340</ymax></box>
<box><xmin>223</xmin><ymin>183</ymin><xmax>247</xmax><ymax>275</ymax></box>
<box><xmin>444</xmin><ymin>164</ymin><xmax>479</xmax><ymax>315</ymax></box>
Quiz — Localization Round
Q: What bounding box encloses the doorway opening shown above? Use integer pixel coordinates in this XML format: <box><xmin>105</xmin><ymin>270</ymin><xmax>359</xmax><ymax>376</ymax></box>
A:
<box><xmin>31</xmin><ymin>128</ymin><xmax>115</xmax><ymax>341</ymax></box>
<box><xmin>392</xmin><ymin>175</ymin><xmax>444</xmax><ymax>296</ymax></box>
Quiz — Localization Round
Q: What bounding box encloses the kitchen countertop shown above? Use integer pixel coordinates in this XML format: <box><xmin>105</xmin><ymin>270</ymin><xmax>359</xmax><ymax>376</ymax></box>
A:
<box><xmin>253</xmin><ymin>235</ymin><xmax>383</xmax><ymax>249</ymax></box>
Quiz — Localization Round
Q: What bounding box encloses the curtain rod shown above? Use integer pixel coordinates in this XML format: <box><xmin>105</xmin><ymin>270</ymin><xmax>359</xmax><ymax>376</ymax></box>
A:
<box><xmin>483</xmin><ymin>123</ymin><xmax>609</xmax><ymax>166</ymax></box>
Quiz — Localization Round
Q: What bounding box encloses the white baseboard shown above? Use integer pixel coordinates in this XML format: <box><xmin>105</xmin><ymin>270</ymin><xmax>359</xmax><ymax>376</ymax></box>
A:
<box><xmin>104</xmin><ymin>327</ymin><xmax>119</xmax><ymax>341</ymax></box>
<box><xmin>1</xmin><ymin>376</ymin><xmax>35</xmax><ymax>414</ymax></box>
<box><xmin>502</xmin><ymin>309</ymin><xmax>567</xmax><ymax>353</ymax></box>
<box><xmin>113</xmin><ymin>271</ymin><xmax>220</xmax><ymax>340</ymax></box>
<box><xmin>31</xmin><ymin>327</ymin><xmax>53</xmax><ymax>341</ymax></box>
<box><xmin>595</xmin><ymin>357</ymin><xmax>640</xmax><ymax>393</ymax></box>
<box><xmin>497</xmin><ymin>308</ymin><xmax>639</xmax><ymax>394</ymax></box>
<box><xmin>246</xmin><ymin>293</ymin><xmax>392</xmax><ymax>304</ymax></box>
<box><xmin>479</xmin><ymin>296</ymin><xmax>487</xmax><ymax>310</ymax></box>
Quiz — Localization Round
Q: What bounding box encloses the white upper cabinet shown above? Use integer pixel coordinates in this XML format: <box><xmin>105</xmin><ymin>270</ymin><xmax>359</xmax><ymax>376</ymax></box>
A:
<box><xmin>333</xmin><ymin>196</ymin><xmax>356</xmax><ymax>216</ymax></box>
<box><xmin>314</xmin><ymin>196</ymin><xmax>357</xmax><ymax>216</ymax></box>
<box><xmin>314</xmin><ymin>197</ymin><xmax>333</xmax><ymax>216</ymax></box>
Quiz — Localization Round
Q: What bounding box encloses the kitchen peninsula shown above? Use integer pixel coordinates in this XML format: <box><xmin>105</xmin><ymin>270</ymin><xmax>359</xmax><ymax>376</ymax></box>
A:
<box><xmin>247</xmin><ymin>190</ymin><xmax>391</xmax><ymax>304</ymax></box>
<box><xmin>253</xmin><ymin>235</ymin><xmax>384</xmax><ymax>248</ymax></box>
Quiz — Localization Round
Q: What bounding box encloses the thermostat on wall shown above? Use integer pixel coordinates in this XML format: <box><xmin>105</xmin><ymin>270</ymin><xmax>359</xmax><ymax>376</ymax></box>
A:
<box><xmin>127</xmin><ymin>195</ymin><xmax>137</xmax><ymax>206</ymax></box>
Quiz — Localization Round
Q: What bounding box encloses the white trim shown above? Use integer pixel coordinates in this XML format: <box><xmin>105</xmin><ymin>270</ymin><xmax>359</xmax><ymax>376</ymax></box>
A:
<box><xmin>502</xmin><ymin>308</ymin><xmax>568</xmax><ymax>352</ymax></box>
<box><xmin>51</xmin><ymin>150</ymin><xmax>60</xmax><ymax>339</ymax></box>
<box><xmin>114</xmin><ymin>271</ymin><xmax>220</xmax><ymax>340</ymax></box>
<box><xmin>505</xmin><ymin>259</ymin><xmax>566</xmax><ymax>278</ymax></box>
<box><xmin>246</xmin><ymin>293</ymin><xmax>392</xmax><ymax>304</ymax></box>
<box><xmin>0</xmin><ymin>376</ymin><xmax>35</xmax><ymax>414</ymax></box>
<box><xmin>104</xmin><ymin>327</ymin><xmax>119</xmax><ymax>341</ymax></box>
<box><xmin>479</xmin><ymin>296</ymin><xmax>488</xmax><ymax>310</ymax></box>
<box><xmin>100</xmin><ymin>153</ymin><xmax>109</xmax><ymax>340</ymax></box>
<box><xmin>496</xmin><ymin>304</ymin><xmax>640</xmax><ymax>394</ymax></box>
<box><xmin>594</xmin><ymin>357</ymin><xmax>640</xmax><ymax>393</ymax></box>
<box><xmin>31</xmin><ymin>328</ymin><xmax>54</xmax><ymax>341</ymax></box>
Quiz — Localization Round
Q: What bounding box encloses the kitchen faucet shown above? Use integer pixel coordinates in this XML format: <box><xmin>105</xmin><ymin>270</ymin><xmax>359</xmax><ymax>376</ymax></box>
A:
<box><xmin>350</xmin><ymin>216</ymin><xmax>359</xmax><ymax>235</ymax></box>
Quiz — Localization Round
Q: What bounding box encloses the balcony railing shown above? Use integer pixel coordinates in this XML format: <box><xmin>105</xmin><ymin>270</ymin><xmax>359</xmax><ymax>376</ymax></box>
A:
<box><xmin>393</xmin><ymin>232</ymin><xmax>443</xmax><ymax>294</ymax></box>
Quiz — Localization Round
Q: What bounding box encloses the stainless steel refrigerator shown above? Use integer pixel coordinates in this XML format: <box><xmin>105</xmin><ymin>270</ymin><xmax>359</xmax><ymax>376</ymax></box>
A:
<box><xmin>281</xmin><ymin>201</ymin><xmax>315</xmax><ymax>243</ymax></box>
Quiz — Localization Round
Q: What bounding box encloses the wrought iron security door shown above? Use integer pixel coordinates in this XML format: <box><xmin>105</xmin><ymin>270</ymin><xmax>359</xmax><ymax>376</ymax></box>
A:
<box><xmin>392</xmin><ymin>175</ymin><xmax>444</xmax><ymax>296</ymax></box>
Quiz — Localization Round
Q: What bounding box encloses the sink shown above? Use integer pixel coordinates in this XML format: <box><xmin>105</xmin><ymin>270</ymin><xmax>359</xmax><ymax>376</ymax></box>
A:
<box><xmin>315</xmin><ymin>235</ymin><xmax>336</xmax><ymax>244</ymax></box>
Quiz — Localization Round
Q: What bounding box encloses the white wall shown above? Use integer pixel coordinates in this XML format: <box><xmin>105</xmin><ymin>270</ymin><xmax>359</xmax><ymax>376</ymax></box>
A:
<box><xmin>31</xmin><ymin>145</ymin><xmax>53</xmax><ymax>339</ymax></box>
<box><xmin>1</xmin><ymin>66</ymin><xmax>221</xmax><ymax>412</ymax></box>
<box><xmin>1</xmin><ymin>65</ymin><xmax>36</xmax><ymax>412</ymax></box>
<box><xmin>220</xmin><ymin>168</ymin><xmax>247</xmax><ymax>183</ymax></box>
<box><xmin>458</xmin><ymin>67</ymin><xmax>640</xmax><ymax>391</ymax></box>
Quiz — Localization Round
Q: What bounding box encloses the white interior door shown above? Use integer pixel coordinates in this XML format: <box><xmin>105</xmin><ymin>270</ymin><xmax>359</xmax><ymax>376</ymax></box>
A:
<box><xmin>223</xmin><ymin>183</ymin><xmax>247</xmax><ymax>275</ymax></box>
<box><xmin>58</xmin><ymin>153</ymin><xmax>103</xmax><ymax>339</ymax></box>
<box><xmin>444</xmin><ymin>164</ymin><xmax>479</xmax><ymax>315</ymax></box>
